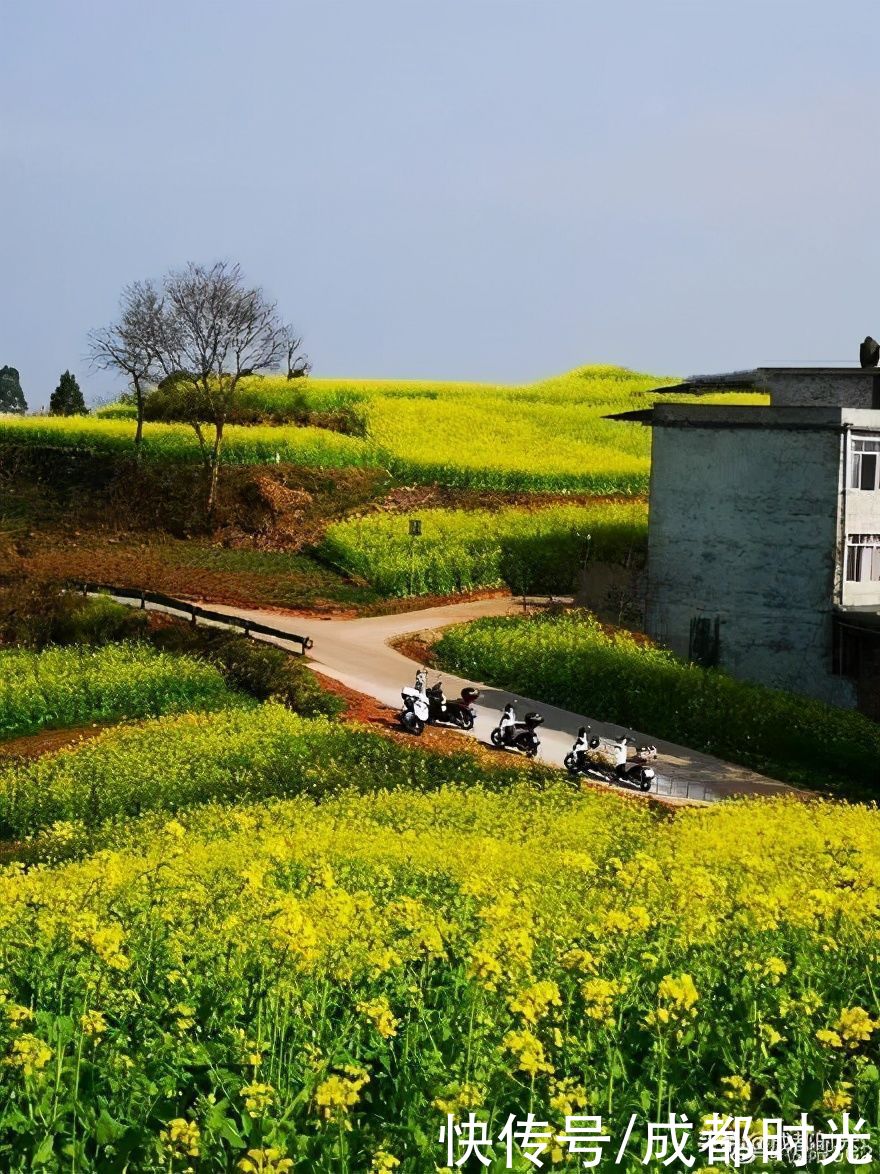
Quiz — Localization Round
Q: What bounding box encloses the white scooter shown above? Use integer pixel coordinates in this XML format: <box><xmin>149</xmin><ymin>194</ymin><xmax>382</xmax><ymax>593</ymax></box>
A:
<box><xmin>565</xmin><ymin>726</ymin><xmax>656</xmax><ymax>792</ymax></box>
<box><xmin>399</xmin><ymin>669</ymin><xmax>431</xmax><ymax>735</ymax></box>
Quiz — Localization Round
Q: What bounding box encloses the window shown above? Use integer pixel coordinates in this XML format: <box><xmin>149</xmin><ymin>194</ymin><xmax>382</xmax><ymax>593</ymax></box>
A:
<box><xmin>850</xmin><ymin>437</ymin><xmax>880</xmax><ymax>490</ymax></box>
<box><xmin>845</xmin><ymin>534</ymin><xmax>880</xmax><ymax>583</ymax></box>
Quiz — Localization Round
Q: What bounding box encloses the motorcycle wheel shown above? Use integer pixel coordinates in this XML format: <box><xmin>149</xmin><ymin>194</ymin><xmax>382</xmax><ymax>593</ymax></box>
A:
<box><xmin>525</xmin><ymin>741</ymin><xmax>539</xmax><ymax>759</ymax></box>
<box><xmin>456</xmin><ymin>710</ymin><xmax>475</xmax><ymax>731</ymax></box>
<box><xmin>638</xmin><ymin>770</ymin><xmax>652</xmax><ymax>791</ymax></box>
<box><xmin>400</xmin><ymin>711</ymin><xmax>424</xmax><ymax>736</ymax></box>
<box><xmin>490</xmin><ymin>728</ymin><xmax>504</xmax><ymax>748</ymax></box>
<box><xmin>564</xmin><ymin>752</ymin><xmax>578</xmax><ymax>775</ymax></box>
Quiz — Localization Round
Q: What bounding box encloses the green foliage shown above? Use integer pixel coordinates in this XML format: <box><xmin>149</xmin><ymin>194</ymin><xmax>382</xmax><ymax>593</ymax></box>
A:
<box><xmin>0</xmin><ymin>585</ymin><xmax>148</xmax><ymax>650</ymax></box>
<box><xmin>150</xmin><ymin>626</ymin><xmax>344</xmax><ymax>718</ymax></box>
<box><xmin>49</xmin><ymin>370</ymin><xmax>87</xmax><ymax>417</ymax></box>
<box><xmin>0</xmin><ymin>642</ymin><xmax>241</xmax><ymax>742</ymax></box>
<box><xmin>0</xmin><ymin>366</ymin><xmax>26</xmax><ymax>414</ymax></box>
<box><xmin>320</xmin><ymin>501</ymin><xmax>647</xmax><ymax>596</ymax></box>
<box><xmin>0</xmin><ymin>704</ymin><xmax>544</xmax><ymax>838</ymax></box>
<box><xmin>435</xmin><ymin>610</ymin><xmax>880</xmax><ymax>794</ymax></box>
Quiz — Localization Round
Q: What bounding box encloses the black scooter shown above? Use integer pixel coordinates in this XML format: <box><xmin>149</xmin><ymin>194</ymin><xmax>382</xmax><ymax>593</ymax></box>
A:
<box><xmin>425</xmin><ymin>679</ymin><xmax>480</xmax><ymax>730</ymax></box>
<box><xmin>490</xmin><ymin>702</ymin><xmax>543</xmax><ymax>758</ymax></box>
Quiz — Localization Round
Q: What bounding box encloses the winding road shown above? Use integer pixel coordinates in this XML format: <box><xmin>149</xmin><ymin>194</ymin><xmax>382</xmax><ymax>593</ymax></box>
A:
<box><xmin>190</xmin><ymin>595</ymin><xmax>802</xmax><ymax>804</ymax></box>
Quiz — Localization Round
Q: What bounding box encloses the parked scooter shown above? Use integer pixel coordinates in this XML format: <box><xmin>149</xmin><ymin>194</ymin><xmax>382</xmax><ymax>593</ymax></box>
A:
<box><xmin>565</xmin><ymin>726</ymin><xmax>657</xmax><ymax>792</ymax></box>
<box><xmin>399</xmin><ymin>669</ymin><xmax>480</xmax><ymax>735</ymax></box>
<box><xmin>490</xmin><ymin>701</ymin><xmax>544</xmax><ymax>758</ymax></box>
<box><xmin>424</xmin><ymin>678</ymin><xmax>480</xmax><ymax>730</ymax></box>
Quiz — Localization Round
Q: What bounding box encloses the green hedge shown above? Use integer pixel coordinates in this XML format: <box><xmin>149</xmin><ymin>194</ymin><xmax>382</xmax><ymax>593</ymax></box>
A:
<box><xmin>435</xmin><ymin>611</ymin><xmax>880</xmax><ymax>795</ymax></box>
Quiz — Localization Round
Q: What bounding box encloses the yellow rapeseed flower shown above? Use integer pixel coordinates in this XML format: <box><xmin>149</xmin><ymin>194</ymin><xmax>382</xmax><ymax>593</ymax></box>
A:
<box><xmin>237</xmin><ymin>1147</ymin><xmax>294</xmax><ymax>1173</ymax></box>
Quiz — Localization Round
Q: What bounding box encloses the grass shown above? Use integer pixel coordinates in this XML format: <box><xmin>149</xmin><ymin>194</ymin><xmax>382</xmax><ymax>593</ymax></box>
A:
<box><xmin>0</xmin><ymin>642</ymin><xmax>242</xmax><ymax>741</ymax></box>
<box><xmin>319</xmin><ymin>500</ymin><xmax>648</xmax><ymax>596</ymax></box>
<box><xmin>435</xmin><ymin>610</ymin><xmax>880</xmax><ymax>796</ymax></box>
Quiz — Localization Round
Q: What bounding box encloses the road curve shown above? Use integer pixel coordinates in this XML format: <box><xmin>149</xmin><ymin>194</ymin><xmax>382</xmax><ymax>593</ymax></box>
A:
<box><xmin>197</xmin><ymin>595</ymin><xmax>802</xmax><ymax>804</ymax></box>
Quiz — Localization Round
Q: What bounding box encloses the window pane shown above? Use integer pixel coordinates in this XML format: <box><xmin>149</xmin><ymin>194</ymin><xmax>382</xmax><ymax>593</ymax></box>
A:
<box><xmin>852</xmin><ymin>453</ymin><xmax>863</xmax><ymax>489</ymax></box>
<box><xmin>847</xmin><ymin>545</ymin><xmax>863</xmax><ymax>581</ymax></box>
<box><xmin>860</xmin><ymin>453</ymin><xmax>878</xmax><ymax>490</ymax></box>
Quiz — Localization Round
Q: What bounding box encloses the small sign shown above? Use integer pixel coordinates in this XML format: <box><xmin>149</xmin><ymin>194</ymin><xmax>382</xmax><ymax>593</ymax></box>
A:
<box><xmin>409</xmin><ymin>519</ymin><xmax>422</xmax><ymax>537</ymax></box>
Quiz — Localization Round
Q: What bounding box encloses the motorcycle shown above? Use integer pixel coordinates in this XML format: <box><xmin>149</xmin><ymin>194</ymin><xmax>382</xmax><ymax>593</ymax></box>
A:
<box><xmin>424</xmin><ymin>678</ymin><xmax>480</xmax><ymax>730</ymax></box>
<box><xmin>490</xmin><ymin>702</ymin><xmax>544</xmax><ymax>758</ymax></box>
<box><xmin>565</xmin><ymin>727</ymin><xmax>657</xmax><ymax>792</ymax></box>
<box><xmin>399</xmin><ymin>669</ymin><xmax>480</xmax><ymax>735</ymax></box>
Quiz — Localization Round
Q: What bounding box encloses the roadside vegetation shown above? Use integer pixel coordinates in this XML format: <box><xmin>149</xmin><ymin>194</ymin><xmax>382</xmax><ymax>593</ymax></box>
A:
<box><xmin>0</xmin><ymin>643</ymin><xmax>240</xmax><ymax>741</ymax></box>
<box><xmin>435</xmin><ymin>610</ymin><xmax>880</xmax><ymax>795</ymax></box>
<box><xmin>320</xmin><ymin>500</ymin><xmax>647</xmax><ymax>597</ymax></box>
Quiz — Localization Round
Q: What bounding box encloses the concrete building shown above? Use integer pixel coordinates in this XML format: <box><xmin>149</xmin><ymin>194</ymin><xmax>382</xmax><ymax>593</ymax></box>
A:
<box><xmin>628</xmin><ymin>368</ymin><xmax>880</xmax><ymax>717</ymax></box>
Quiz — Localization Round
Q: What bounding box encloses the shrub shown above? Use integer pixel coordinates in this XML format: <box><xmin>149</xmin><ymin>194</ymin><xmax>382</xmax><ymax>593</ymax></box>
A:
<box><xmin>150</xmin><ymin>625</ymin><xmax>343</xmax><ymax>718</ymax></box>
<box><xmin>0</xmin><ymin>582</ymin><xmax>148</xmax><ymax>649</ymax></box>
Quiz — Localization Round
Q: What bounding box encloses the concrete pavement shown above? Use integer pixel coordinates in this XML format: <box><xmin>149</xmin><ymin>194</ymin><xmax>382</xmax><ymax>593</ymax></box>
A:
<box><xmin>197</xmin><ymin>595</ymin><xmax>802</xmax><ymax>804</ymax></box>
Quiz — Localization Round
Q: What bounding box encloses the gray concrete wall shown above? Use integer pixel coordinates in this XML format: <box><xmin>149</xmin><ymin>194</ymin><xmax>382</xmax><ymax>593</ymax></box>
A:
<box><xmin>646</xmin><ymin>419</ymin><xmax>856</xmax><ymax>707</ymax></box>
<box><xmin>761</xmin><ymin>369</ymin><xmax>879</xmax><ymax>409</ymax></box>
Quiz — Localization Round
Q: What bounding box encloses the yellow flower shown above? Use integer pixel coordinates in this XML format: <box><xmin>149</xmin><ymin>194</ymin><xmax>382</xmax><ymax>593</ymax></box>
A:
<box><xmin>549</xmin><ymin>1076</ymin><xmax>588</xmax><ymax>1117</ymax></box>
<box><xmin>357</xmin><ymin>996</ymin><xmax>398</xmax><ymax>1038</ymax></box>
<box><xmin>582</xmin><ymin>977</ymin><xmax>624</xmax><ymax>1027</ymax></box>
<box><xmin>81</xmin><ymin>1010</ymin><xmax>108</xmax><ymax>1039</ymax></box>
<box><xmin>836</xmin><ymin>1006</ymin><xmax>876</xmax><ymax>1048</ymax></box>
<box><xmin>370</xmin><ymin>1150</ymin><xmax>401</xmax><ymax>1172</ymax></box>
<box><xmin>314</xmin><ymin>1068</ymin><xmax>370</xmax><ymax>1119</ymax></box>
<box><xmin>720</xmin><ymin>1075</ymin><xmax>751</xmax><ymax>1106</ymax></box>
<box><xmin>4</xmin><ymin>1003</ymin><xmax>32</xmax><ymax>1027</ymax></box>
<box><xmin>502</xmin><ymin>1029</ymin><xmax>554</xmax><ymax>1076</ymax></box>
<box><xmin>508</xmin><ymin>980</ymin><xmax>562</xmax><ymax>1025</ymax></box>
<box><xmin>160</xmin><ymin>1118</ymin><xmax>201</xmax><ymax>1159</ymax></box>
<box><xmin>816</xmin><ymin>1029</ymin><xmax>843</xmax><ymax>1049</ymax></box>
<box><xmin>240</xmin><ymin>1081</ymin><xmax>276</xmax><ymax>1118</ymax></box>
<box><xmin>4</xmin><ymin>1034</ymin><xmax>52</xmax><ymax>1077</ymax></box>
<box><xmin>818</xmin><ymin>1083</ymin><xmax>853</xmax><ymax>1113</ymax></box>
<box><xmin>432</xmin><ymin>1081</ymin><xmax>484</xmax><ymax>1115</ymax></box>
<box><xmin>646</xmin><ymin>973</ymin><xmax>699</xmax><ymax>1032</ymax></box>
<box><xmin>237</xmin><ymin>1147</ymin><xmax>294</xmax><ymax>1173</ymax></box>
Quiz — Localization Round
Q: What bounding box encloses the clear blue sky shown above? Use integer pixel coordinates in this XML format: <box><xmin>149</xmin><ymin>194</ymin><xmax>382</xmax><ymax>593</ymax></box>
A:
<box><xmin>2</xmin><ymin>0</ymin><xmax>879</xmax><ymax>408</ymax></box>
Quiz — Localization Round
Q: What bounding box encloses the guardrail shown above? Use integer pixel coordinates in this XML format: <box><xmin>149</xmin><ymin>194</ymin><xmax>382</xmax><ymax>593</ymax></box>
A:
<box><xmin>72</xmin><ymin>582</ymin><xmax>314</xmax><ymax>655</ymax></box>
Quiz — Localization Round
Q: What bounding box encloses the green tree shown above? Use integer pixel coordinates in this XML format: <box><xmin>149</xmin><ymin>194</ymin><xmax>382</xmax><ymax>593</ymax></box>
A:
<box><xmin>0</xmin><ymin>366</ymin><xmax>26</xmax><ymax>413</ymax></box>
<box><xmin>49</xmin><ymin>370</ymin><xmax>87</xmax><ymax>416</ymax></box>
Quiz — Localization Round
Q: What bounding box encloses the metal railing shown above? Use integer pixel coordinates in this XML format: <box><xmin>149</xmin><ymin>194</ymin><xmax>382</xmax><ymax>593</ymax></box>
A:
<box><xmin>72</xmin><ymin>581</ymin><xmax>314</xmax><ymax>655</ymax></box>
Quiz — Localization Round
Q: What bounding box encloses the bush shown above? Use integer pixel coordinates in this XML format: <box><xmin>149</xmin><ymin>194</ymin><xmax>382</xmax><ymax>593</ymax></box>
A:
<box><xmin>436</xmin><ymin>610</ymin><xmax>880</xmax><ymax>795</ymax></box>
<box><xmin>0</xmin><ymin>582</ymin><xmax>148</xmax><ymax>649</ymax></box>
<box><xmin>149</xmin><ymin>625</ymin><xmax>343</xmax><ymax>718</ymax></box>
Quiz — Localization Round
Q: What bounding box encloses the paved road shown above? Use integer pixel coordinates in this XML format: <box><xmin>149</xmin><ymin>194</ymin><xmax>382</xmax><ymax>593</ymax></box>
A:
<box><xmin>192</xmin><ymin>595</ymin><xmax>802</xmax><ymax>804</ymax></box>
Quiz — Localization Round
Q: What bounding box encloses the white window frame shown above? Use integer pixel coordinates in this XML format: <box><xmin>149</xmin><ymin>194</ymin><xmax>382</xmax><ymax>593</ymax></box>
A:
<box><xmin>850</xmin><ymin>436</ymin><xmax>880</xmax><ymax>491</ymax></box>
<box><xmin>845</xmin><ymin>533</ymin><xmax>880</xmax><ymax>582</ymax></box>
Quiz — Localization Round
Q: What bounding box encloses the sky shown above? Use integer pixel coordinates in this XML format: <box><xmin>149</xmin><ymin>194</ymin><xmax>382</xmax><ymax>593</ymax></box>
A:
<box><xmin>3</xmin><ymin>0</ymin><xmax>880</xmax><ymax>409</ymax></box>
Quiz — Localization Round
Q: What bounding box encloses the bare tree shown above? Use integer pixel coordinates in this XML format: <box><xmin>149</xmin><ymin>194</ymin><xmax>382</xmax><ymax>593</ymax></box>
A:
<box><xmin>282</xmin><ymin>324</ymin><xmax>311</xmax><ymax>380</ymax></box>
<box><xmin>87</xmin><ymin>281</ymin><xmax>166</xmax><ymax>453</ymax></box>
<box><xmin>160</xmin><ymin>261</ymin><xmax>287</xmax><ymax>513</ymax></box>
